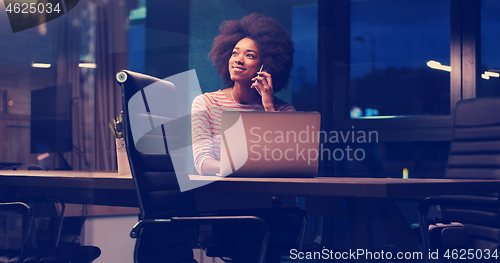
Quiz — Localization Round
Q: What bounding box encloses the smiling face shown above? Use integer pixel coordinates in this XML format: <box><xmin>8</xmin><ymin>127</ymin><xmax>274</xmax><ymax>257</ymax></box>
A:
<box><xmin>228</xmin><ymin>38</ymin><xmax>262</xmax><ymax>84</ymax></box>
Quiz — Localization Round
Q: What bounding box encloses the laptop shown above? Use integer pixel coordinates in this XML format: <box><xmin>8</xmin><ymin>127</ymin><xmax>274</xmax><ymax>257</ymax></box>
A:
<box><xmin>220</xmin><ymin>111</ymin><xmax>321</xmax><ymax>178</ymax></box>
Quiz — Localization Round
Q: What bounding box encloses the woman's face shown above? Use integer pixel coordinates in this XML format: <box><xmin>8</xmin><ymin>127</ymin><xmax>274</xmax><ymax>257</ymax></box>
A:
<box><xmin>228</xmin><ymin>37</ymin><xmax>262</xmax><ymax>84</ymax></box>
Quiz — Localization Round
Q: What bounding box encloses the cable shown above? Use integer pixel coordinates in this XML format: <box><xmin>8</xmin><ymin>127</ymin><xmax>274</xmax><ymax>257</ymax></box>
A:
<box><xmin>72</xmin><ymin>145</ymin><xmax>91</xmax><ymax>172</ymax></box>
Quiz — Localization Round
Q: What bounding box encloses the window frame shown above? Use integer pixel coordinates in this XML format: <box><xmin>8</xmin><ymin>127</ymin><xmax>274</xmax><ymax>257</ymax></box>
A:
<box><xmin>318</xmin><ymin>0</ymin><xmax>480</xmax><ymax>142</ymax></box>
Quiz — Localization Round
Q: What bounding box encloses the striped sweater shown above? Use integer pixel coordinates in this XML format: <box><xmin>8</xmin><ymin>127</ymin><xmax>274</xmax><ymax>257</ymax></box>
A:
<box><xmin>191</xmin><ymin>89</ymin><xmax>295</xmax><ymax>175</ymax></box>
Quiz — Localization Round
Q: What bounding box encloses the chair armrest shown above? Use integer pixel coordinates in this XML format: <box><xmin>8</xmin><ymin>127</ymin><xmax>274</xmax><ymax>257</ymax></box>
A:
<box><xmin>0</xmin><ymin>202</ymin><xmax>32</xmax><ymax>213</ymax></box>
<box><xmin>216</xmin><ymin>207</ymin><xmax>306</xmax><ymax>216</ymax></box>
<box><xmin>0</xmin><ymin>202</ymin><xmax>34</xmax><ymax>235</ymax></box>
<box><xmin>418</xmin><ymin>196</ymin><xmax>500</xmax><ymax>218</ymax></box>
<box><xmin>130</xmin><ymin>216</ymin><xmax>270</xmax><ymax>238</ymax></box>
<box><xmin>417</xmin><ymin>196</ymin><xmax>500</xmax><ymax>263</ymax></box>
<box><xmin>0</xmin><ymin>202</ymin><xmax>34</xmax><ymax>263</ymax></box>
<box><xmin>130</xmin><ymin>216</ymin><xmax>271</xmax><ymax>263</ymax></box>
<box><xmin>5</xmin><ymin>197</ymin><xmax>66</xmax><ymax>248</ymax></box>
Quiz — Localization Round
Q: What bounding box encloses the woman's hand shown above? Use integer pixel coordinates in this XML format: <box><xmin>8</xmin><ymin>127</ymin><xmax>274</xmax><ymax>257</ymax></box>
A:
<box><xmin>252</xmin><ymin>71</ymin><xmax>275</xmax><ymax>111</ymax></box>
<box><xmin>201</xmin><ymin>158</ymin><xmax>220</xmax><ymax>175</ymax></box>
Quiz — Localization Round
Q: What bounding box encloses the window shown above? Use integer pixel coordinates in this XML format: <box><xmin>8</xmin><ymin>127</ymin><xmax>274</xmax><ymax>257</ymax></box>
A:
<box><xmin>291</xmin><ymin>4</ymin><xmax>318</xmax><ymax>111</ymax></box>
<box><xmin>477</xmin><ymin>0</ymin><xmax>500</xmax><ymax>97</ymax></box>
<box><xmin>349</xmin><ymin>0</ymin><xmax>450</xmax><ymax>118</ymax></box>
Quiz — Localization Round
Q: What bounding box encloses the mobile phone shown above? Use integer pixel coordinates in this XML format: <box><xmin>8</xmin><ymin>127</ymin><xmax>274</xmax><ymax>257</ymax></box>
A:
<box><xmin>254</xmin><ymin>64</ymin><xmax>264</xmax><ymax>96</ymax></box>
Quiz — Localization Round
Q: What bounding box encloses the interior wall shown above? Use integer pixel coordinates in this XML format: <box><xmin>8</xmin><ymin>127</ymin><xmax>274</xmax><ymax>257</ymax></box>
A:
<box><xmin>83</xmin><ymin>215</ymin><xmax>137</xmax><ymax>263</ymax></box>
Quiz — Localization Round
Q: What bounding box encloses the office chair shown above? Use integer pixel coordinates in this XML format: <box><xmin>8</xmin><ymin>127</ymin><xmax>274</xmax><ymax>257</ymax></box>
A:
<box><xmin>417</xmin><ymin>97</ymin><xmax>500</xmax><ymax>263</ymax></box>
<box><xmin>116</xmin><ymin>70</ymin><xmax>281</xmax><ymax>263</ymax></box>
<box><xmin>0</xmin><ymin>198</ymin><xmax>101</xmax><ymax>263</ymax></box>
<box><xmin>0</xmin><ymin>202</ymin><xmax>33</xmax><ymax>263</ymax></box>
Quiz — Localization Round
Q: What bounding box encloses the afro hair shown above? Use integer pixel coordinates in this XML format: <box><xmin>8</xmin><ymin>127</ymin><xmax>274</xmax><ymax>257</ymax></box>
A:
<box><xmin>209</xmin><ymin>13</ymin><xmax>294</xmax><ymax>92</ymax></box>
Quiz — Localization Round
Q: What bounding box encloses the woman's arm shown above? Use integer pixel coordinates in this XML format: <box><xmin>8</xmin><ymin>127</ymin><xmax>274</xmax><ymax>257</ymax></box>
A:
<box><xmin>191</xmin><ymin>95</ymin><xmax>219</xmax><ymax>175</ymax></box>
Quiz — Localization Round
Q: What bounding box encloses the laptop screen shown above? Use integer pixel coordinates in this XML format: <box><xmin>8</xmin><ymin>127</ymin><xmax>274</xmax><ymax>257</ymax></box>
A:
<box><xmin>220</xmin><ymin>111</ymin><xmax>321</xmax><ymax>178</ymax></box>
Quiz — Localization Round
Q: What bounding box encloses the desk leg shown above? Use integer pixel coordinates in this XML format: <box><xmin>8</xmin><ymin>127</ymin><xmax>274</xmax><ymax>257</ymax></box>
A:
<box><xmin>346</xmin><ymin>198</ymin><xmax>423</xmax><ymax>262</ymax></box>
<box><xmin>346</xmin><ymin>197</ymin><xmax>374</xmax><ymax>251</ymax></box>
<box><xmin>379</xmin><ymin>199</ymin><xmax>424</xmax><ymax>255</ymax></box>
<box><xmin>307</xmin><ymin>196</ymin><xmax>424</xmax><ymax>261</ymax></box>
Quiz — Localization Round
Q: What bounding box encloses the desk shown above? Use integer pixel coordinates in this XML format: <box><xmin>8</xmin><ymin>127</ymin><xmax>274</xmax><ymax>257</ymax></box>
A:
<box><xmin>0</xmin><ymin>171</ymin><xmax>137</xmax><ymax>207</ymax></box>
<box><xmin>2</xmin><ymin>171</ymin><xmax>499</xmax><ymax>204</ymax></box>
<box><xmin>2</xmin><ymin>171</ymin><xmax>500</xmax><ymax>254</ymax></box>
<box><xmin>192</xmin><ymin>175</ymin><xmax>500</xmax><ymax>254</ymax></box>
<box><xmin>191</xmin><ymin>175</ymin><xmax>500</xmax><ymax>197</ymax></box>
<box><xmin>3</xmin><ymin>171</ymin><xmax>499</xmax><ymax>199</ymax></box>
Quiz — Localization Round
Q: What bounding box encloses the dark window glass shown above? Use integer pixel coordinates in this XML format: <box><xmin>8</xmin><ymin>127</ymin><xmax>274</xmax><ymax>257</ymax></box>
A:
<box><xmin>291</xmin><ymin>4</ymin><xmax>318</xmax><ymax>111</ymax></box>
<box><xmin>477</xmin><ymin>0</ymin><xmax>500</xmax><ymax>97</ymax></box>
<box><xmin>349</xmin><ymin>0</ymin><xmax>450</xmax><ymax>118</ymax></box>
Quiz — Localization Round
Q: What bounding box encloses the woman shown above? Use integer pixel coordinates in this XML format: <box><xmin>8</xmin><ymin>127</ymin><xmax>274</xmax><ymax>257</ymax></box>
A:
<box><xmin>192</xmin><ymin>13</ymin><xmax>295</xmax><ymax>175</ymax></box>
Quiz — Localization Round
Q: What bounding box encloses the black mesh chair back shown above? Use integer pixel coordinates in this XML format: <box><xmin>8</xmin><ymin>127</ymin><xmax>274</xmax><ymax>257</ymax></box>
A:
<box><xmin>441</xmin><ymin>97</ymin><xmax>500</xmax><ymax>249</ymax></box>
<box><xmin>116</xmin><ymin>70</ymin><xmax>197</xmax><ymax>263</ymax></box>
<box><xmin>446</xmin><ymin>97</ymin><xmax>500</xmax><ymax>181</ymax></box>
<box><xmin>418</xmin><ymin>97</ymin><xmax>500</xmax><ymax>258</ymax></box>
<box><xmin>0</xmin><ymin>200</ymin><xmax>100</xmax><ymax>263</ymax></box>
<box><xmin>0</xmin><ymin>202</ymin><xmax>33</xmax><ymax>263</ymax></box>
